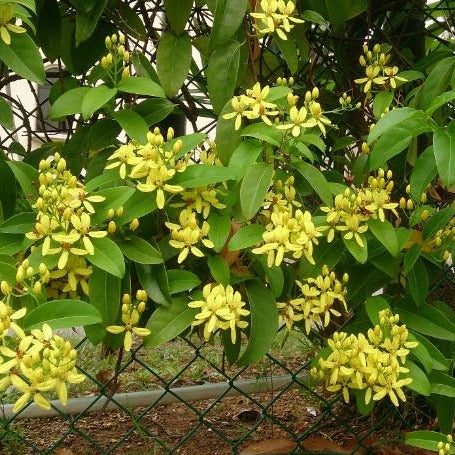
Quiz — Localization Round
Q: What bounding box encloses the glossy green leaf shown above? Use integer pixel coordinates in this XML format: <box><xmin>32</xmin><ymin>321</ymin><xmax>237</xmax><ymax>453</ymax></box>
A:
<box><xmin>207</xmin><ymin>40</ymin><xmax>241</xmax><ymax>114</ymax></box>
<box><xmin>426</xmin><ymin>89</ymin><xmax>455</xmax><ymax>116</ymax></box>
<box><xmin>90</xmin><ymin>186</ymin><xmax>135</xmax><ymax>225</ymax></box>
<box><xmin>402</xmin><ymin>360</ymin><xmax>430</xmax><ymax>396</ymax></box>
<box><xmin>164</xmin><ymin>0</ymin><xmax>193</xmax><ymax>33</ymax></box>
<box><xmin>23</xmin><ymin>300</ymin><xmax>102</xmax><ymax>330</ymax></box>
<box><xmin>434</xmin><ymin>126</ymin><xmax>455</xmax><ymax>189</ymax></box>
<box><xmin>7</xmin><ymin>160</ymin><xmax>39</xmax><ymax>201</ymax></box>
<box><xmin>207</xmin><ymin>213</ymin><xmax>231</xmax><ymax>252</ymax></box>
<box><xmin>423</xmin><ymin>206</ymin><xmax>455</xmax><ymax>240</ymax></box>
<box><xmin>240</xmin><ymin>162</ymin><xmax>274</xmax><ymax>221</ymax></box>
<box><xmin>0</xmin><ymin>212</ymin><xmax>35</xmax><ymax>234</ymax></box>
<box><xmin>301</xmin><ymin>10</ymin><xmax>327</xmax><ymax>25</ymax></box>
<box><xmin>0</xmin><ymin>254</ymin><xmax>16</xmax><ymax>285</ymax></box>
<box><xmin>373</xmin><ymin>91</ymin><xmax>393</xmax><ymax>120</ymax></box>
<box><xmin>411</xmin><ymin>332</ymin><xmax>450</xmax><ymax>371</ymax></box>
<box><xmin>241</xmin><ymin>123</ymin><xmax>282</xmax><ymax>147</ymax></box>
<box><xmin>172</xmin><ymin>164</ymin><xmax>237</xmax><ymax>187</ymax></box>
<box><xmin>36</xmin><ymin>0</ymin><xmax>61</xmax><ymax>61</ymax></box>
<box><xmin>144</xmin><ymin>296</ymin><xmax>196</xmax><ymax>347</ymax></box>
<box><xmin>0</xmin><ymin>155</ymin><xmax>16</xmax><ymax>219</ymax></box>
<box><xmin>404</xmin><ymin>243</ymin><xmax>421</xmax><ymax>274</ymax></box>
<box><xmin>343</xmin><ymin>235</ymin><xmax>368</xmax><ymax>263</ymax></box>
<box><xmin>207</xmin><ymin>255</ymin><xmax>230</xmax><ymax>285</ymax></box>
<box><xmin>228</xmin><ymin>140</ymin><xmax>263</xmax><ymax>180</ymax></box>
<box><xmin>136</xmin><ymin>263</ymin><xmax>172</xmax><ymax>306</ymax></box>
<box><xmin>156</xmin><ymin>31</ymin><xmax>192</xmax><ymax>97</ymax></box>
<box><xmin>410</xmin><ymin>147</ymin><xmax>437</xmax><ymax>201</ymax></box>
<box><xmin>405</xmin><ymin>431</ymin><xmax>446</xmax><ymax>452</ymax></box>
<box><xmin>0</xmin><ymin>96</ymin><xmax>13</xmax><ymax>130</ymax></box>
<box><xmin>167</xmin><ymin>269</ymin><xmax>201</xmax><ymax>294</ymax></box>
<box><xmin>117</xmin><ymin>236</ymin><xmax>163</xmax><ymax>264</ymax></box>
<box><xmin>75</xmin><ymin>0</ymin><xmax>108</xmax><ymax>45</ymax></box>
<box><xmin>292</xmin><ymin>159</ymin><xmax>333</xmax><ymax>206</ymax></box>
<box><xmin>238</xmin><ymin>280</ymin><xmax>278</xmax><ymax>366</ymax></box>
<box><xmin>367</xmin><ymin>218</ymin><xmax>398</xmax><ymax>256</ymax></box>
<box><xmin>81</xmin><ymin>86</ymin><xmax>117</xmax><ymax>120</ymax></box>
<box><xmin>365</xmin><ymin>296</ymin><xmax>390</xmax><ymax>325</ymax></box>
<box><xmin>167</xmin><ymin>133</ymin><xmax>207</xmax><ymax>159</ymax></box>
<box><xmin>49</xmin><ymin>87</ymin><xmax>91</xmax><ymax>119</ymax></box>
<box><xmin>111</xmin><ymin>2</ymin><xmax>147</xmax><ymax>41</ymax></box>
<box><xmin>275</xmin><ymin>34</ymin><xmax>298</xmax><ymax>74</ymax></box>
<box><xmin>0</xmin><ymin>32</ymin><xmax>45</xmax><ymax>84</ymax></box>
<box><xmin>429</xmin><ymin>371</ymin><xmax>455</xmax><ymax>397</ymax></box>
<box><xmin>117</xmin><ymin>76</ymin><xmax>165</xmax><ymax>98</ymax></box>
<box><xmin>135</xmin><ymin>98</ymin><xmax>175</xmax><ymax>126</ymax></box>
<box><xmin>88</xmin><ymin>237</ymin><xmax>125</xmax><ymax>278</ymax></box>
<box><xmin>113</xmin><ymin>109</ymin><xmax>149</xmax><ymax>143</ymax></box>
<box><xmin>228</xmin><ymin>224</ymin><xmax>264</xmax><ymax>251</ymax></box>
<box><xmin>115</xmin><ymin>190</ymin><xmax>158</xmax><ymax>225</ymax></box>
<box><xmin>407</xmin><ymin>258</ymin><xmax>428</xmax><ymax>307</ymax></box>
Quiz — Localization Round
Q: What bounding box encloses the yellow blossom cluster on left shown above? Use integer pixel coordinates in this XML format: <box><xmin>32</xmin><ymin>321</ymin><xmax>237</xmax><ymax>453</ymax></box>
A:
<box><xmin>311</xmin><ymin>309</ymin><xmax>417</xmax><ymax>407</ymax></box>
<box><xmin>0</xmin><ymin>3</ymin><xmax>26</xmax><ymax>45</ymax></box>
<box><xmin>25</xmin><ymin>154</ymin><xmax>107</xmax><ymax>298</ymax></box>
<box><xmin>0</xmin><ymin>286</ymin><xmax>84</xmax><ymax>413</ymax></box>
<box><xmin>277</xmin><ymin>265</ymin><xmax>348</xmax><ymax>333</ymax></box>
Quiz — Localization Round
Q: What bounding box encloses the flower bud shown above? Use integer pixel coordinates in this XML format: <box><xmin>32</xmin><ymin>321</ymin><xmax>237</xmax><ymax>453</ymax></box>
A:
<box><xmin>118</xmin><ymin>45</ymin><xmax>125</xmax><ymax>56</ymax></box>
<box><xmin>105</xmin><ymin>36</ymin><xmax>112</xmax><ymax>49</ymax></box>
<box><xmin>406</xmin><ymin>199</ymin><xmax>414</xmax><ymax>210</ymax></box>
<box><xmin>173</xmin><ymin>139</ymin><xmax>183</xmax><ymax>154</ymax></box>
<box><xmin>116</xmin><ymin>207</ymin><xmax>124</xmax><ymax>217</ymax></box>
<box><xmin>111</xmin><ymin>33</ymin><xmax>118</xmax><ymax>44</ymax></box>
<box><xmin>119</xmin><ymin>32</ymin><xmax>125</xmax><ymax>44</ymax></box>
<box><xmin>39</xmin><ymin>263</ymin><xmax>47</xmax><ymax>275</ymax></box>
<box><xmin>106</xmin><ymin>53</ymin><xmax>113</xmax><ymax>65</ymax></box>
<box><xmin>26</xmin><ymin>267</ymin><xmax>34</xmax><ymax>278</ymax></box>
<box><xmin>399</xmin><ymin>197</ymin><xmax>406</xmax><ymax>209</ymax></box>
<box><xmin>420</xmin><ymin>209</ymin><xmax>429</xmax><ymax>221</ymax></box>
<box><xmin>373</xmin><ymin>44</ymin><xmax>381</xmax><ymax>53</ymax></box>
<box><xmin>16</xmin><ymin>267</ymin><xmax>24</xmax><ymax>283</ymax></box>
<box><xmin>122</xmin><ymin>67</ymin><xmax>130</xmax><ymax>80</ymax></box>
<box><xmin>167</xmin><ymin>127</ymin><xmax>174</xmax><ymax>141</ymax></box>
<box><xmin>107</xmin><ymin>208</ymin><xmax>115</xmax><ymax>219</ymax></box>
<box><xmin>130</xmin><ymin>218</ymin><xmax>139</xmax><ymax>231</ymax></box>
<box><xmin>122</xmin><ymin>293</ymin><xmax>131</xmax><ymax>305</ymax></box>
<box><xmin>33</xmin><ymin>281</ymin><xmax>42</xmax><ymax>294</ymax></box>
<box><xmin>137</xmin><ymin>301</ymin><xmax>146</xmax><ymax>313</ymax></box>
<box><xmin>123</xmin><ymin>51</ymin><xmax>130</xmax><ymax>63</ymax></box>
<box><xmin>108</xmin><ymin>221</ymin><xmax>116</xmax><ymax>234</ymax></box>
<box><xmin>0</xmin><ymin>281</ymin><xmax>10</xmax><ymax>295</ymax></box>
<box><xmin>288</xmin><ymin>76</ymin><xmax>294</xmax><ymax>86</ymax></box>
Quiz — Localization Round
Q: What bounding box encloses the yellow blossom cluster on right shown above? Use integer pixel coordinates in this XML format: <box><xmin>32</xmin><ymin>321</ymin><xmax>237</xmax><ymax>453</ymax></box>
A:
<box><xmin>311</xmin><ymin>309</ymin><xmax>418</xmax><ymax>407</ymax></box>
<box><xmin>437</xmin><ymin>435</ymin><xmax>454</xmax><ymax>455</ymax></box>
<box><xmin>321</xmin><ymin>168</ymin><xmax>398</xmax><ymax>247</ymax></box>
<box><xmin>250</xmin><ymin>0</ymin><xmax>304</xmax><ymax>40</ymax></box>
<box><xmin>100</xmin><ymin>32</ymin><xmax>130</xmax><ymax>80</ymax></box>
<box><xmin>0</xmin><ymin>286</ymin><xmax>84</xmax><ymax>413</ymax></box>
<box><xmin>277</xmin><ymin>265</ymin><xmax>348</xmax><ymax>333</ymax></box>
<box><xmin>106</xmin><ymin>290</ymin><xmax>151</xmax><ymax>352</ymax></box>
<box><xmin>188</xmin><ymin>283</ymin><xmax>250</xmax><ymax>344</ymax></box>
<box><xmin>354</xmin><ymin>44</ymin><xmax>407</xmax><ymax>97</ymax></box>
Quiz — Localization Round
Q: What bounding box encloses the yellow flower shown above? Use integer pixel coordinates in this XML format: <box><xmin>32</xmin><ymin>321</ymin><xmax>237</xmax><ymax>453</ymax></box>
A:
<box><xmin>0</xmin><ymin>3</ymin><xmax>26</xmax><ymax>45</ymax></box>
<box><xmin>188</xmin><ymin>283</ymin><xmax>249</xmax><ymax>343</ymax></box>
<box><xmin>276</xmin><ymin>106</ymin><xmax>316</xmax><ymax>137</ymax></box>
<box><xmin>105</xmin><ymin>143</ymin><xmax>141</xmax><ymax>179</ymax></box>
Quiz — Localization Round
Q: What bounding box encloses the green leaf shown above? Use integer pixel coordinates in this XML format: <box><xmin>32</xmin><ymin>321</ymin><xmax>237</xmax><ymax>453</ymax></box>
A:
<box><xmin>396</xmin><ymin>300</ymin><xmax>455</xmax><ymax>341</ymax></box>
<box><xmin>0</xmin><ymin>96</ymin><xmax>13</xmax><ymax>130</ymax></box>
<box><xmin>207</xmin><ymin>213</ymin><xmax>231</xmax><ymax>252</ymax></box>
<box><xmin>207</xmin><ymin>40</ymin><xmax>241</xmax><ymax>114</ymax></box>
<box><xmin>209</xmin><ymin>0</ymin><xmax>248</xmax><ymax>50</ymax></box>
<box><xmin>75</xmin><ymin>0</ymin><xmax>108</xmax><ymax>45</ymax></box>
<box><xmin>405</xmin><ymin>431</ymin><xmax>446</xmax><ymax>452</ymax></box>
<box><xmin>167</xmin><ymin>269</ymin><xmax>201</xmax><ymax>294</ymax></box>
<box><xmin>167</xmin><ymin>132</ymin><xmax>207</xmax><ymax>159</ymax></box>
<box><xmin>429</xmin><ymin>371</ymin><xmax>455</xmax><ymax>397</ymax></box>
<box><xmin>23</xmin><ymin>300</ymin><xmax>102</xmax><ymax>330</ymax></box>
<box><xmin>135</xmin><ymin>98</ymin><xmax>175</xmax><ymax>126</ymax></box>
<box><xmin>115</xmin><ymin>190</ymin><xmax>158</xmax><ymax>225</ymax></box>
<box><xmin>0</xmin><ymin>254</ymin><xmax>16</xmax><ymax>285</ymax></box>
<box><xmin>156</xmin><ymin>31</ymin><xmax>192</xmax><ymax>97</ymax></box>
<box><xmin>131</xmin><ymin>53</ymin><xmax>159</xmax><ymax>82</ymax></box>
<box><xmin>0</xmin><ymin>233</ymin><xmax>26</xmax><ymax>256</ymax></box>
<box><xmin>367</xmin><ymin>218</ymin><xmax>398</xmax><ymax>256</ymax></box>
<box><xmin>343</xmin><ymin>235</ymin><xmax>368</xmax><ymax>263</ymax></box>
<box><xmin>240</xmin><ymin>162</ymin><xmax>273</xmax><ymax>221</ymax></box>
<box><xmin>434</xmin><ymin>126</ymin><xmax>455</xmax><ymax>189</ymax></box>
<box><xmin>88</xmin><ymin>237</ymin><xmax>125</xmax><ymax>278</ymax></box>
<box><xmin>404</xmin><ymin>243</ymin><xmax>421</xmax><ymax>274</ymax></box>
<box><xmin>241</xmin><ymin>123</ymin><xmax>282</xmax><ymax>146</ymax></box>
<box><xmin>7</xmin><ymin>160</ymin><xmax>39</xmax><ymax>201</ymax></box>
<box><xmin>228</xmin><ymin>224</ymin><xmax>264</xmax><ymax>251</ymax></box>
<box><xmin>0</xmin><ymin>32</ymin><xmax>45</xmax><ymax>84</ymax></box>
<box><xmin>411</xmin><ymin>332</ymin><xmax>450</xmax><ymax>371</ymax></box>
<box><xmin>88</xmin><ymin>266</ymin><xmax>121</xmax><ymax>325</ymax></box>
<box><xmin>49</xmin><ymin>87</ymin><xmax>91</xmax><ymax>119</ymax></box>
<box><xmin>207</xmin><ymin>255</ymin><xmax>230</xmax><ymax>285</ymax></box>
<box><xmin>172</xmin><ymin>164</ymin><xmax>237</xmax><ymax>188</ymax></box>
<box><xmin>144</xmin><ymin>296</ymin><xmax>196</xmax><ymax>347</ymax></box>
<box><xmin>238</xmin><ymin>280</ymin><xmax>278</xmax><ymax>366</ymax></box>
<box><xmin>111</xmin><ymin>2</ymin><xmax>147</xmax><ymax>41</ymax></box>
<box><xmin>402</xmin><ymin>360</ymin><xmax>430</xmax><ymax>396</ymax></box>
<box><xmin>164</xmin><ymin>0</ymin><xmax>193</xmax><ymax>34</ymax></box>
<box><xmin>407</xmin><ymin>258</ymin><xmax>428</xmax><ymax>307</ymax></box>
<box><xmin>81</xmin><ymin>86</ymin><xmax>117</xmax><ymax>120</ymax></box>
<box><xmin>365</xmin><ymin>296</ymin><xmax>390</xmax><ymax>325</ymax></box>
<box><xmin>0</xmin><ymin>212</ymin><xmax>35</xmax><ymax>234</ymax></box>
<box><xmin>117</xmin><ymin>236</ymin><xmax>163</xmax><ymax>264</ymax></box>
<box><xmin>136</xmin><ymin>263</ymin><xmax>172</xmax><ymax>306</ymax></box>
<box><xmin>418</xmin><ymin>56</ymin><xmax>455</xmax><ymax>111</ymax></box>
<box><xmin>301</xmin><ymin>10</ymin><xmax>327</xmax><ymax>25</ymax></box>
<box><xmin>113</xmin><ymin>109</ymin><xmax>149</xmax><ymax>143</ymax></box>
<box><xmin>292</xmin><ymin>159</ymin><xmax>333</xmax><ymax>206</ymax></box>
<box><xmin>216</xmin><ymin>100</ymin><xmax>242</xmax><ymax>165</ymax></box>
<box><xmin>36</xmin><ymin>0</ymin><xmax>61</xmax><ymax>62</ymax></box>
<box><xmin>436</xmin><ymin>396</ymin><xmax>455</xmax><ymax>434</ymax></box>
<box><xmin>275</xmin><ymin>34</ymin><xmax>298</xmax><ymax>74</ymax></box>
<box><xmin>372</xmin><ymin>91</ymin><xmax>393</xmax><ymax>120</ymax></box>
<box><xmin>228</xmin><ymin>140</ymin><xmax>263</xmax><ymax>180</ymax></box>
<box><xmin>410</xmin><ymin>147</ymin><xmax>437</xmax><ymax>201</ymax></box>
<box><xmin>90</xmin><ymin>186</ymin><xmax>135</xmax><ymax>225</ymax></box>
<box><xmin>407</xmin><ymin>333</ymin><xmax>432</xmax><ymax>373</ymax></box>
<box><xmin>117</xmin><ymin>76</ymin><xmax>165</xmax><ymax>98</ymax></box>
<box><xmin>423</xmin><ymin>206</ymin><xmax>455</xmax><ymax>240</ymax></box>
<box><xmin>426</xmin><ymin>89</ymin><xmax>455</xmax><ymax>116</ymax></box>
<box><xmin>0</xmin><ymin>155</ymin><xmax>15</xmax><ymax>219</ymax></box>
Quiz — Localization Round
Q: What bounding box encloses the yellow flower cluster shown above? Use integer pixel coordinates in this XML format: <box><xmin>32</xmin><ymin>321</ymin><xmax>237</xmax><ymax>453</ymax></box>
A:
<box><xmin>253</xmin><ymin>203</ymin><xmax>323</xmax><ymax>267</ymax></box>
<box><xmin>354</xmin><ymin>44</ymin><xmax>406</xmax><ymax>96</ymax></box>
<box><xmin>106</xmin><ymin>128</ymin><xmax>186</xmax><ymax>209</ymax></box>
<box><xmin>311</xmin><ymin>309</ymin><xmax>417</xmax><ymax>407</ymax></box>
<box><xmin>101</xmin><ymin>32</ymin><xmax>130</xmax><ymax>80</ymax></box>
<box><xmin>25</xmin><ymin>154</ymin><xmax>107</xmax><ymax>297</ymax></box>
<box><xmin>262</xmin><ymin>176</ymin><xmax>302</xmax><ymax>216</ymax></box>
<box><xmin>188</xmin><ymin>283</ymin><xmax>250</xmax><ymax>344</ymax></box>
<box><xmin>165</xmin><ymin>208</ymin><xmax>214</xmax><ymax>263</ymax></box>
<box><xmin>277</xmin><ymin>265</ymin><xmax>348</xmax><ymax>333</ymax></box>
<box><xmin>0</xmin><ymin>3</ymin><xmax>26</xmax><ymax>45</ymax></box>
<box><xmin>438</xmin><ymin>435</ymin><xmax>454</xmax><ymax>455</ymax></box>
<box><xmin>0</xmin><ymin>290</ymin><xmax>84</xmax><ymax>413</ymax></box>
<box><xmin>5</xmin><ymin>259</ymin><xmax>50</xmax><ymax>297</ymax></box>
<box><xmin>278</xmin><ymin>87</ymin><xmax>331</xmax><ymax>137</ymax></box>
<box><xmin>321</xmin><ymin>169</ymin><xmax>398</xmax><ymax>247</ymax></box>
<box><xmin>106</xmin><ymin>291</ymin><xmax>151</xmax><ymax>352</ymax></box>
<box><xmin>250</xmin><ymin>0</ymin><xmax>304</xmax><ymax>40</ymax></box>
<box><xmin>223</xmin><ymin>82</ymin><xmax>331</xmax><ymax>137</ymax></box>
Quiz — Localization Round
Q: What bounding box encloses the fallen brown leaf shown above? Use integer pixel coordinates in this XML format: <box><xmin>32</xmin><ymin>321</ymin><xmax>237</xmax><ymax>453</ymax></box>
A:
<box><xmin>302</xmin><ymin>436</ymin><xmax>350</xmax><ymax>453</ymax></box>
<box><xmin>240</xmin><ymin>438</ymin><xmax>297</xmax><ymax>454</ymax></box>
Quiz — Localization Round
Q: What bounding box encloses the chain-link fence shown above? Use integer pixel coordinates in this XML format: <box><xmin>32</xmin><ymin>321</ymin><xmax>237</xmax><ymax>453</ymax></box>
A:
<box><xmin>1</xmin><ymin>268</ymin><xmax>452</xmax><ymax>454</ymax></box>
